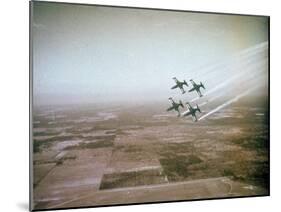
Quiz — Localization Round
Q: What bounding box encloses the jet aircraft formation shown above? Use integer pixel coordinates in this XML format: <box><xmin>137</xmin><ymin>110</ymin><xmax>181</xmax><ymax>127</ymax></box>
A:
<box><xmin>167</xmin><ymin>77</ymin><xmax>205</xmax><ymax>122</ymax></box>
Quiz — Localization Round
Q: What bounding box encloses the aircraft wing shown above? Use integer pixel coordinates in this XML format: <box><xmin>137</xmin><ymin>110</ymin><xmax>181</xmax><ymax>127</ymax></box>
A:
<box><xmin>171</xmin><ymin>84</ymin><xmax>178</xmax><ymax>89</ymax></box>
<box><xmin>188</xmin><ymin>87</ymin><xmax>195</xmax><ymax>92</ymax></box>
<box><xmin>167</xmin><ymin>106</ymin><xmax>174</xmax><ymax>111</ymax></box>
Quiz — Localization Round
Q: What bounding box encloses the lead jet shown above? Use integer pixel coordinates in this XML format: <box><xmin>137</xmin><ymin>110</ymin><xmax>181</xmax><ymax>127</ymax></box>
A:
<box><xmin>171</xmin><ymin>77</ymin><xmax>188</xmax><ymax>94</ymax></box>
<box><xmin>188</xmin><ymin>79</ymin><xmax>205</xmax><ymax>97</ymax></box>
<box><xmin>167</xmin><ymin>97</ymin><xmax>184</xmax><ymax>117</ymax></box>
<box><xmin>182</xmin><ymin>102</ymin><xmax>201</xmax><ymax>122</ymax></box>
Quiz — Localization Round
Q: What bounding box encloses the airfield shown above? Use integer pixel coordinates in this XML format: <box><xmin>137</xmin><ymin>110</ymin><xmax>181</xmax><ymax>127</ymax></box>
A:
<box><xmin>32</xmin><ymin>99</ymin><xmax>269</xmax><ymax>210</ymax></box>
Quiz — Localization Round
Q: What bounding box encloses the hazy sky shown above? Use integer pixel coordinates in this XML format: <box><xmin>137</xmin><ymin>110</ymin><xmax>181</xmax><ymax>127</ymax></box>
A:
<box><xmin>32</xmin><ymin>2</ymin><xmax>268</xmax><ymax>105</ymax></box>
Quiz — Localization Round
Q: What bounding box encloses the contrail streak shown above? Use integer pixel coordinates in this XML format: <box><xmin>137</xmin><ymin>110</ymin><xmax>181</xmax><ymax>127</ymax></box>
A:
<box><xmin>198</xmin><ymin>70</ymin><xmax>267</xmax><ymax>108</ymax></box>
<box><xmin>190</xmin><ymin>58</ymin><xmax>267</xmax><ymax>103</ymax></box>
<box><xmin>190</xmin><ymin>42</ymin><xmax>268</xmax><ymax>81</ymax></box>
<box><xmin>198</xmin><ymin>85</ymin><xmax>260</xmax><ymax>121</ymax></box>
<box><xmin>198</xmin><ymin>94</ymin><xmax>223</xmax><ymax>107</ymax></box>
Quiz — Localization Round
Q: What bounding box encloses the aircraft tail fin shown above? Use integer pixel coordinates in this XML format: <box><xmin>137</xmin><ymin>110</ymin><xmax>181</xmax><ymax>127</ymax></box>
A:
<box><xmin>200</xmin><ymin>82</ymin><xmax>205</xmax><ymax>89</ymax></box>
<box><xmin>196</xmin><ymin>104</ymin><xmax>201</xmax><ymax>113</ymax></box>
<box><xmin>179</xmin><ymin>100</ymin><xmax>184</xmax><ymax>107</ymax></box>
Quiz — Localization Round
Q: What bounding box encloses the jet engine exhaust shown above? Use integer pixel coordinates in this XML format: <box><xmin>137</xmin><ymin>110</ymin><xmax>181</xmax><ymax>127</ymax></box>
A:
<box><xmin>198</xmin><ymin>85</ymin><xmax>260</xmax><ymax>121</ymax></box>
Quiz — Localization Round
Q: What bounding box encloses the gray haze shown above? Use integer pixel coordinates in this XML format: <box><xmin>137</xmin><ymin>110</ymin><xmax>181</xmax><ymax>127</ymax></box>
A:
<box><xmin>31</xmin><ymin>2</ymin><xmax>268</xmax><ymax>106</ymax></box>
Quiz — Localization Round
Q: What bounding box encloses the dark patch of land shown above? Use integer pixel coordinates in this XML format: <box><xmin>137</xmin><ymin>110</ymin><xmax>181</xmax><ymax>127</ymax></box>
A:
<box><xmin>32</xmin><ymin>101</ymin><xmax>269</xmax><ymax>210</ymax></box>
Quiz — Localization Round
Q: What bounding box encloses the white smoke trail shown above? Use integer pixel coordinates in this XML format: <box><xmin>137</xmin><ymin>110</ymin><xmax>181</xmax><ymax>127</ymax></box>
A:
<box><xmin>190</xmin><ymin>58</ymin><xmax>267</xmax><ymax>103</ymax></box>
<box><xmin>199</xmin><ymin>94</ymin><xmax>222</xmax><ymax>107</ymax></box>
<box><xmin>193</xmin><ymin>42</ymin><xmax>268</xmax><ymax>78</ymax></box>
<box><xmin>198</xmin><ymin>67</ymin><xmax>268</xmax><ymax>108</ymax></box>
<box><xmin>198</xmin><ymin>85</ymin><xmax>260</xmax><ymax>121</ymax></box>
<box><xmin>190</xmin><ymin>41</ymin><xmax>268</xmax><ymax>81</ymax></box>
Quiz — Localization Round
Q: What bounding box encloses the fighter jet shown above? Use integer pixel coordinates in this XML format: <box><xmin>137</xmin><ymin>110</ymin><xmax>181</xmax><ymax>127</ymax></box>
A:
<box><xmin>167</xmin><ymin>97</ymin><xmax>184</xmax><ymax>117</ymax></box>
<box><xmin>182</xmin><ymin>102</ymin><xmax>201</xmax><ymax>122</ymax></box>
<box><xmin>188</xmin><ymin>79</ymin><xmax>205</xmax><ymax>97</ymax></box>
<box><xmin>171</xmin><ymin>77</ymin><xmax>188</xmax><ymax>94</ymax></box>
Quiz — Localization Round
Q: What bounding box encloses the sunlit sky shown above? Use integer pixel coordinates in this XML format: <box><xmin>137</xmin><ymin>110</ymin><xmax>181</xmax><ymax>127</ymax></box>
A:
<box><xmin>32</xmin><ymin>2</ymin><xmax>268</xmax><ymax>105</ymax></box>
